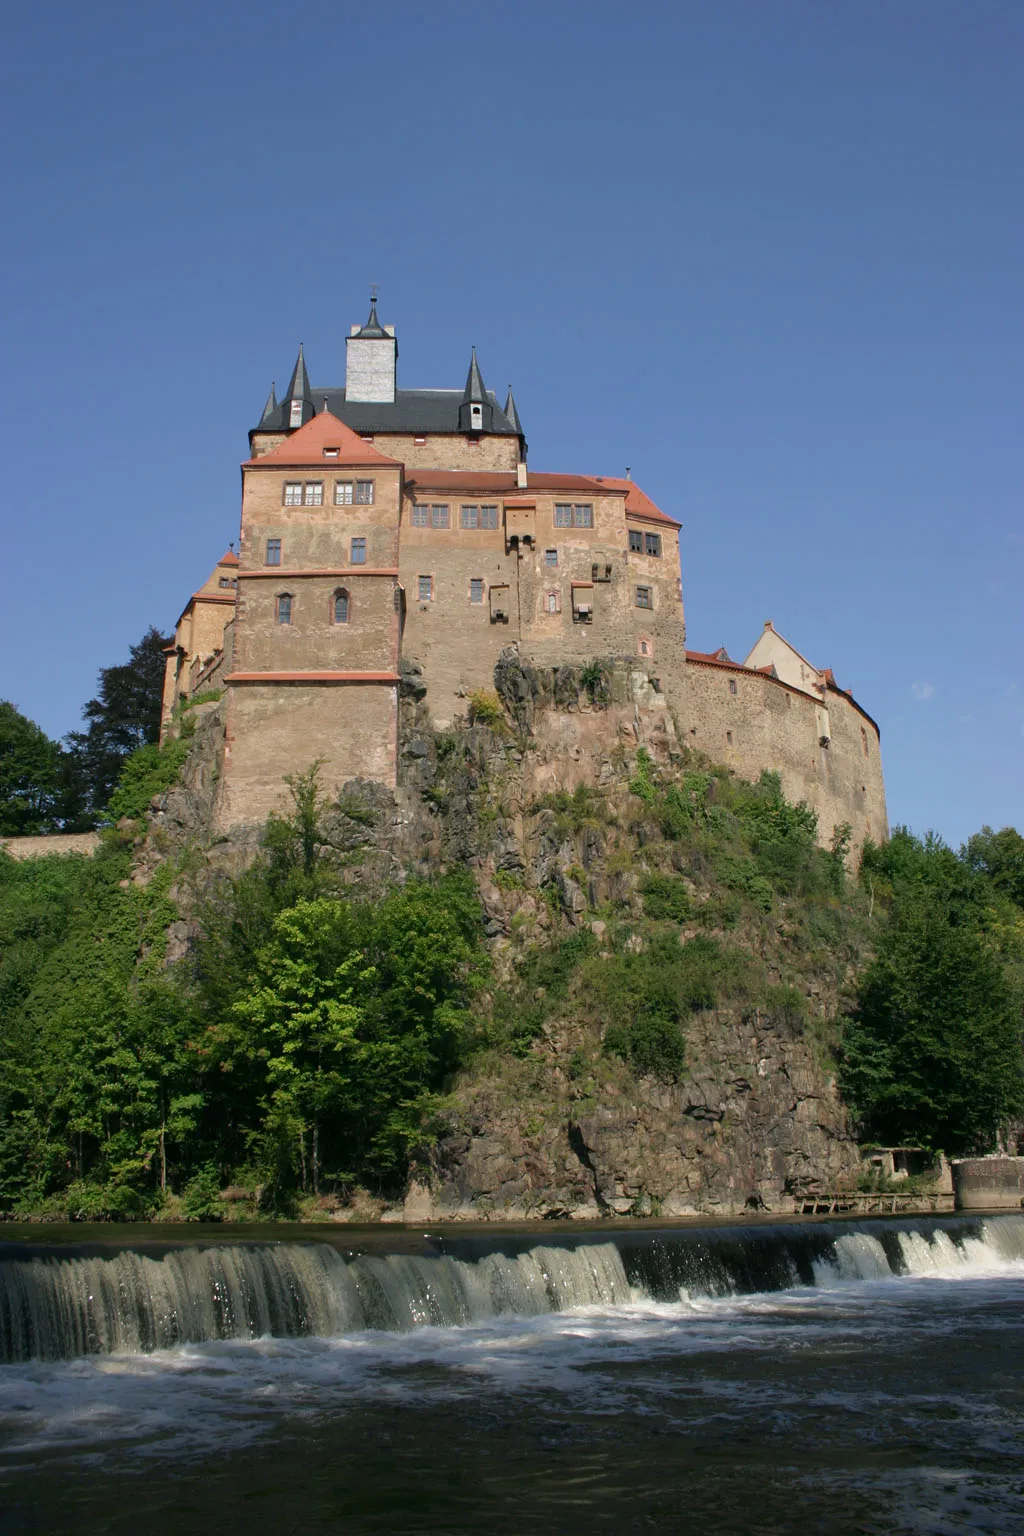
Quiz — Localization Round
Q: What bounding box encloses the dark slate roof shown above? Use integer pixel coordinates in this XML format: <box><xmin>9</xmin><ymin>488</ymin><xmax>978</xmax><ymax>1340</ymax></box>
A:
<box><xmin>462</xmin><ymin>347</ymin><xmax>487</xmax><ymax>403</ymax></box>
<box><xmin>284</xmin><ymin>344</ymin><xmax>313</xmax><ymax>406</ymax></box>
<box><xmin>352</xmin><ymin>297</ymin><xmax>389</xmax><ymax>339</ymax></box>
<box><xmin>254</xmin><ymin>387</ymin><xmax>522</xmax><ymax>437</ymax></box>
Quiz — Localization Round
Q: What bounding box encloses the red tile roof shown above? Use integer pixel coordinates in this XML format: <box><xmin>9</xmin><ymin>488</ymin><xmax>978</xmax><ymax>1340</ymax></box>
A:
<box><xmin>217</xmin><ymin>550</ymin><xmax>239</xmax><ymax>566</ymax></box>
<box><xmin>402</xmin><ymin>470</ymin><xmax>679</xmax><ymax>526</ymax></box>
<box><xmin>243</xmin><ymin>411</ymin><xmax>402</xmax><ymax>469</ymax></box>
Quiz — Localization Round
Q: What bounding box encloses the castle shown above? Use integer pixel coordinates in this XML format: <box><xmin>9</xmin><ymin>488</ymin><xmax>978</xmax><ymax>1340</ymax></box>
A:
<box><xmin>162</xmin><ymin>298</ymin><xmax>888</xmax><ymax>851</ymax></box>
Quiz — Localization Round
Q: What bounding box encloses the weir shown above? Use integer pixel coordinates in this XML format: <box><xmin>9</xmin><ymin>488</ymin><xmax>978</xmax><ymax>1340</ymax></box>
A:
<box><xmin>1</xmin><ymin>1213</ymin><xmax>1021</xmax><ymax>1363</ymax></box>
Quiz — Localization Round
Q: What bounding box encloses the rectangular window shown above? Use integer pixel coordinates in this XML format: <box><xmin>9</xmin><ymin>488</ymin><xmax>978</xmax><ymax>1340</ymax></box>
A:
<box><xmin>289</xmin><ymin>400</ymin><xmax>303</xmax><ymax>427</ymax></box>
<box><xmin>430</xmin><ymin>504</ymin><xmax>450</xmax><ymax>528</ymax></box>
<box><xmin>414</xmin><ymin>435</ymin><xmax>427</xmax><ymax>446</ymax></box>
<box><xmin>304</xmin><ymin>482</ymin><xmax>323</xmax><ymax>506</ymax></box>
<box><xmin>461</xmin><ymin>505</ymin><xmax>479</xmax><ymax>528</ymax></box>
<box><xmin>355</xmin><ymin>480</ymin><xmax>374</xmax><ymax>504</ymax></box>
<box><xmin>555</xmin><ymin>503</ymin><xmax>594</xmax><ymax>528</ymax></box>
<box><xmin>469</xmin><ymin>578</ymin><xmax>484</xmax><ymax>604</ymax></box>
<box><xmin>323</xmin><ymin>447</ymin><xmax>339</xmax><ymax>459</ymax></box>
<box><xmin>276</xmin><ymin>593</ymin><xmax>292</xmax><ymax>624</ymax></box>
<box><xmin>635</xmin><ymin>585</ymin><xmax>653</xmax><ymax>609</ymax></box>
<box><xmin>265</xmin><ymin>538</ymin><xmax>282</xmax><ymax>566</ymax></box>
<box><xmin>480</xmin><ymin>504</ymin><xmax>498</xmax><ymax>529</ymax></box>
<box><xmin>545</xmin><ymin>548</ymin><xmax>558</xmax><ymax>567</ymax></box>
<box><xmin>335</xmin><ymin>481</ymin><xmax>354</xmax><ymax>505</ymax></box>
<box><xmin>645</xmin><ymin>532</ymin><xmax>662</xmax><ymax>557</ymax></box>
<box><xmin>418</xmin><ymin>575</ymin><xmax>433</xmax><ymax>602</ymax></box>
<box><xmin>283</xmin><ymin>482</ymin><xmax>303</xmax><ymax>506</ymax></box>
<box><xmin>350</xmin><ymin>537</ymin><xmax>367</xmax><ymax>565</ymax></box>
<box><xmin>629</xmin><ymin>529</ymin><xmax>643</xmax><ymax>553</ymax></box>
<box><xmin>411</xmin><ymin>504</ymin><xmax>429</xmax><ymax>527</ymax></box>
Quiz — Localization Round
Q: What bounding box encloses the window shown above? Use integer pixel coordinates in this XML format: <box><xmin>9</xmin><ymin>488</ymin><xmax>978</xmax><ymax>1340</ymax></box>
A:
<box><xmin>645</xmin><ymin>533</ymin><xmax>662</xmax><ymax>557</ymax></box>
<box><xmin>592</xmin><ymin>563</ymin><xmax>612</xmax><ymax>582</ymax></box>
<box><xmin>219</xmin><ymin>576</ymin><xmax>236</xmax><ymax>588</ymax></box>
<box><xmin>554</xmin><ymin>503</ymin><xmax>593</xmax><ymax>528</ymax></box>
<box><xmin>861</xmin><ymin>727</ymin><xmax>869</xmax><ymax>758</ymax></box>
<box><xmin>480</xmin><ymin>504</ymin><xmax>498</xmax><ymax>529</ymax></box>
<box><xmin>323</xmin><ymin>447</ymin><xmax>339</xmax><ymax>459</ymax></box>
<box><xmin>335</xmin><ymin>481</ymin><xmax>354</xmax><ymax>505</ymax></box>
<box><xmin>414</xmin><ymin>435</ymin><xmax>427</xmax><ymax>446</ymax></box>
<box><xmin>418</xmin><ymin>575</ymin><xmax>433</xmax><ymax>602</ymax></box>
<box><xmin>461</xmin><ymin>504</ymin><xmax>479</xmax><ymax>528</ymax></box>
<box><xmin>265</xmin><ymin>538</ymin><xmax>282</xmax><ymax>566</ymax></box>
<box><xmin>546</xmin><ymin>588</ymin><xmax>561</xmax><ymax>614</ymax></box>
<box><xmin>629</xmin><ymin>529</ymin><xmax>643</xmax><ymax>553</ymax></box>
<box><xmin>469</xmin><ymin>578</ymin><xmax>484</xmax><ymax>604</ymax></box>
<box><xmin>355</xmin><ymin>480</ymin><xmax>374</xmax><ymax>504</ymax></box>
<box><xmin>304</xmin><ymin>482</ymin><xmax>323</xmax><ymax>506</ymax></box>
<box><xmin>350</xmin><ymin>537</ymin><xmax>367</xmax><ymax>565</ymax></box>
<box><xmin>412</xmin><ymin>503</ymin><xmax>448</xmax><ymax>528</ymax></box>
<box><xmin>289</xmin><ymin>400</ymin><xmax>303</xmax><ymax>427</ymax></box>
<box><xmin>639</xmin><ymin>639</ymin><xmax>649</xmax><ymax>656</ymax></box>
<box><xmin>729</xmin><ymin>678</ymin><xmax>737</xmax><ymax>695</ymax></box>
<box><xmin>635</xmin><ymin>585</ymin><xmax>652</xmax><ymax>609</ymax></box>
<box><xmin>726</xmin><ymin>731</ymin><xmax>733</xmax><ymax>746</ymax></box>
<box><xmin>284</xmin><ymin>482</ymin><xmax>303</xmax><ymax>506</ymax></box>
<box><xmin>276</xmin><ymin>593</ymin><xmax>293</xmax><ymax>624</ymax></box>
<box><xmin>545</xmin><ymin>548</ymin><xmax>558</xmax><ymax>567</ymax></box>
<box><xmin>332</xmin><ymin>589</ymin><xmax>350</xmax><ymax>624</ymax></box>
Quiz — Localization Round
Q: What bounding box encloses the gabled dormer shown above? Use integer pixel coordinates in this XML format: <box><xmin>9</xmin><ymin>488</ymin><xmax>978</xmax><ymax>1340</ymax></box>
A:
<box><xmin>458</xmin><ymin>348</ymin><xmax>493</xmax><ymax>434</ymax></box>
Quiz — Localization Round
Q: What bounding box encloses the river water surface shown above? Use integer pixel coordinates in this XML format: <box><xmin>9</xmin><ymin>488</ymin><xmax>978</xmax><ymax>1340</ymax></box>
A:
<box><xmin>0</xmin><ymin>1214</ymin><xmax>1021</xmax><ymax>1534</ymax></box>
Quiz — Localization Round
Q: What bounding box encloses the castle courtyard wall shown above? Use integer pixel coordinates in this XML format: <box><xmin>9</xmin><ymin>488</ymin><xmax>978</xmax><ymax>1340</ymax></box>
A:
<box><xmin>684</xmin><ymin>660</ymin><xmax>888</xmax><ymax>852</ymax></box>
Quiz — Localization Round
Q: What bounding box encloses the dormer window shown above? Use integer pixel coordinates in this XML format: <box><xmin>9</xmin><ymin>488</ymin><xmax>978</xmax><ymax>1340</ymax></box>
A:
<box><xmin>289</xmin><ymin>400</ymin><xmax>304</xmax><ymax>427</ymax></box>
<box><xmin>323</xmin><ymin>447</ymin><xmax>339</xmax><ymax>458</ymax></box>
<box><xmin>470</xmin><ymin>403</ymin><xmax>483</xmax><ymax>431</ymax></box>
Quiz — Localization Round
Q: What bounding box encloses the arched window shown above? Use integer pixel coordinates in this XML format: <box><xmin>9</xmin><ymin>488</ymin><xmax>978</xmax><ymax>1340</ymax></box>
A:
<box><xmin>276</xmin><ymin>593</ymin><xmax>293</xmax><ymax>625</ymax></box>
<box><xmin>332</xmin><ymin>588</ymin><xmax>350</xmax><ymax>625</ymax></box>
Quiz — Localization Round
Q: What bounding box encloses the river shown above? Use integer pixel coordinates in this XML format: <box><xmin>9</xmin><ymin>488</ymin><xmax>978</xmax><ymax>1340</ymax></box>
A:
<box><xmin>0</xmin><ymin>1213</ymin><xmax>1021</xmax><ymax>1533</ymax></box>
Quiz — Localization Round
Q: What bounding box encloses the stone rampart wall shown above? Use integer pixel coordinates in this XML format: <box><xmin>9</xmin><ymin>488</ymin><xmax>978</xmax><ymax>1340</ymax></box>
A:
<box><xmin>684</xmin><ymin>659</ymin><xmax>887</xmax><ymax>852</ymax></box>
<box><xmin>1</xmin><ymin>832</ymin><xmax>102</xmax><ymax>861</ymax></box>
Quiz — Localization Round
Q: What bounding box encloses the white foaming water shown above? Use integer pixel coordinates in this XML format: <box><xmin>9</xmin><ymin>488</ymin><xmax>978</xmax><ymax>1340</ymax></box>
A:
<box><xmin>812</xmin><ymin>1216</ymin><xmax>1024</xmax><ymax>1288</ymax></box>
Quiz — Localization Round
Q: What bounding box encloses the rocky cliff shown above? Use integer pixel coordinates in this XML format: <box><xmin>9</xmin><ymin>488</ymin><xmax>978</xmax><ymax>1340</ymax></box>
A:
<box><xmin>146</xmin><ymin>653</ymin><xmax>866</xmax><ymax>1219</ymax></box>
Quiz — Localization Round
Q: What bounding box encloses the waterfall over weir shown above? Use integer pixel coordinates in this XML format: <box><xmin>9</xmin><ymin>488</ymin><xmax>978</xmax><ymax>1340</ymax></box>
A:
<box><xmin>1</xmin><ymin>1213</ymin><xmax>1021</xmax><ymax>1363</ymax></box>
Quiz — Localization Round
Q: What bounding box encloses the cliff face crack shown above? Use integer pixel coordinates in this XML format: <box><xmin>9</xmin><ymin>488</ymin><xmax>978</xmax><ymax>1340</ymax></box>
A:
<box><xmin>567</xmin><ymin>1119</ymin><xmax>607</xmax><ymax>1212</ymax></box>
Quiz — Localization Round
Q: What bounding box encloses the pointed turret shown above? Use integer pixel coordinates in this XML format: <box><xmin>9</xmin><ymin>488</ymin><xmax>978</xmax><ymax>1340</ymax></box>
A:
<box><xmin>504</xmin><ymin>386</ymin><xmax>522</xmax><ymax>436</ymax></box>
<box><xmin>284</xmin><ymin>343</ymin><xmax>314</xmax><ymax>429</ymax></box>
<box><xmin>459</xmin><ymin>347</ymin><xmax>493</xmax><ymax>433</ymax></box>
<box><xmin>259</xmin><ymin>381</ymin><xmax>278</xmax><ymax>426</ymax></box>
<box><xmin>353</xmin><ymin>295</ymin><xmax>388</xmax><ymax>339</ymax></box>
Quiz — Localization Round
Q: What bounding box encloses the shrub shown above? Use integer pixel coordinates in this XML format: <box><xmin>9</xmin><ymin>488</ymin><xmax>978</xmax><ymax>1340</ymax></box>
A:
<box><xmin>640</xmin><ymin>873</ymin><xmax>692</xmax><ymax>922</ymax></box>
<box><xmin>468</xmin><ymin>690</ymin><xmax>507</xmax><ymax>731</ymax></box>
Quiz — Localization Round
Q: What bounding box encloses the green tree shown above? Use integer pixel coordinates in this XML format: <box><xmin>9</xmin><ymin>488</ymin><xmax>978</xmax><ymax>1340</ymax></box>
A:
<box><xmin>844</xmin><ymin>841</ymin><xmax>1024</xmax><ymax>1153</ymax></box>
<box><xmin>64</xmin><ymin>626</ymin><xmax>171</xmax><ymax>818</ymax></box>
<box><xmin>0</xmin><ymin>702</ymin><xmax>65</xmax><ymax>835</ymax></box>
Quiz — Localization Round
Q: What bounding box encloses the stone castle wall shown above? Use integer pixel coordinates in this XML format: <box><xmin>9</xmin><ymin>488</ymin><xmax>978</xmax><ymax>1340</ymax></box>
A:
<box><xmin>683</xmin><ymin>657</ymin><xmax>888</xmax><ymax>850</ymax></box>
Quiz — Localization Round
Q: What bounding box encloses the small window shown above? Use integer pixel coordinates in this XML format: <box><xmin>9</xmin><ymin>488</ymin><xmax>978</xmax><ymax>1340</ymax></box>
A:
<box><xmin>635</xmin><ymin>585</ymin><xmax>653</xmax><ymax>609</ymax></box>
<box><xmin>461</xmin><ymin>505</ymin><xmax>479</xmax><ymax>529</ymax></box>
<box><xmin>355</xmin><ymin>480</ymin><xmax>374</xmax><ymax>505</ymax></box>
<box><xmin>592</xmin><ymin>563</ymin><xmax>612</xmax><ymax>582</ymax></box>
<box><xmin>546</xmin><ymin>588</ymin><xmax>561</xmax><ymax>614</ymax></box>
<box><xmin>729</xmin><ymin>678</ymin><xmax>737</xmax><ymax>695</ymax></box>
<box><xmin>544</xmin><ymin>548</ymin><xmax>558</xmax><ymax>567</ymax></box>
<box><xmin>360</xmin><ymin>433</ymin><xmax>374</xmax><ymax>442</ymax></box>
<box><xmin>640</xmin><ymin>639</ymin><xmax>649</xmax><ymax>656</ymax></box>
<box><xmin>323</xmin><ymin>447</ymin><xmax>339</xmax><ymax>459</ymax></box>
<box><xmin>283</xmin><ymin>482</ymin><xmax>303</xmax><ymax>506</ymax></box>
<box><xmin>418</xmin><ymin>575</ymin><xmax>433</xmax><ymax>602</ymax></box>
<box><xmin>304</xmin><ymin>482</ymin><xmax>323</xmax><ymax>506</ymax></box>
<box><xmin>430</xmin><ymin>504</ymin><xmax>450</xmax><ymax>528</ymax></box>
<box><xmin>414</xmin><ymin>435</ymin><xmax>427</xmax><ymax>446</ymax></box>
<box><xmin>332</xmin><ymin>589</ymin><xmax>350</xmax><ymax>624</ymax></box>
<box><xmin>628</xmin><ymin>529</ymin><xmax>643</xmax><ymax>553</ymax></box>
<box><xmin>335</xmin><ymin>481</ymin><xmax>354</xmax><ymax>505</ymax></box>
<box><xmin>480</xmin><ymin>504</ymin><xmax>498</xmax><ymax>529</ymax></box>
<box><xmin>411</xmin><ymin>504</ymin><xmax>429</xmax><ymax>527</ymax></box>
<box><xmin>645</xmin><ymin>533</ymin><xmax>662</xmax><ymax>557</ymax></box>
<box><xmin>861</xmin><ymin>727</ymin><xmax>869</xmax><ymax>758</ymax></box>
<box><xmin>470</xmin><ymin>403</ymin><xmax>484</xmax><ymax>430</ymax></box>
<box><xmin>265</xmin><ymin>538</ymin><xmax>282</xmax><ymax>566</ymax></box>
<box><xmin>351</xmin><ymin>537</ymin><xmax>367</xmax><ymax>565</ymax></box>
<box><xmin>276</xmin><ymin>593</ymin><xmax>293</xmax><ymax>625</ymax></box>
<box><xmin>726</xmin><ymin>731</ymin><xmax>733</xmax><ymax>746</ymax></box>
<box><xmin>219</xmin><ymin>576</ymin><xmax>234</xmax><ymax>588</ymax></box>
<box><xmin>289</xmin><ymin>400</ymin><xmax>303</xmax><ymax>427</ymax></box>
<box><xmin>469</xmin><ymin>578</ymin><xmax>484</xmax><ymax>604</ymax></box>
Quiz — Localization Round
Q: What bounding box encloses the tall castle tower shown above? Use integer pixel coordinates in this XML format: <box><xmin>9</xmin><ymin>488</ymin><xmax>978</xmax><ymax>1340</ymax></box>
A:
<box><xmin>210</xmin><ymin>299</ymin><xmax>686</xmax><ymax>828</ymax></box>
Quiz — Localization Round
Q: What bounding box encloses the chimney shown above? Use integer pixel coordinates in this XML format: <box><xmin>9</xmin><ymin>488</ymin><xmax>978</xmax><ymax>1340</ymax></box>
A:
<box><xmin>516</xmin><ymin>460</ymin><xmax>528</xmax><ymax>490</ymax></box>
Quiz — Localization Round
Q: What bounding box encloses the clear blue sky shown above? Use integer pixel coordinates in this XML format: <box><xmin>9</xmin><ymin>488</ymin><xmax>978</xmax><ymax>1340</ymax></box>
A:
<box><xmin>1</xmin><ymin>1</ymin><xmax>1020</xmax><ymax>847</ymax></box>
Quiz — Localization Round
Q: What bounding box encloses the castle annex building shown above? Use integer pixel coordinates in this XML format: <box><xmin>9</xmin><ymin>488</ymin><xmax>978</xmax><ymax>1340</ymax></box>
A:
<box><xmin>162</xmin><ymin>299</ymin><xmax>888</xmax><ymax>850</ymax></box>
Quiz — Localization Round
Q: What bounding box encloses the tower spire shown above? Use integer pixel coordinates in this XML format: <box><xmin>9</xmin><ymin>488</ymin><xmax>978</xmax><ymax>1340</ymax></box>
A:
<box><xmin>459</xmin><ymin>347</ymin><xmax>492</xmax><ymax>432</ymax></box>
<box><xmin>259</xmin><ymin>381</ymin><xmax>278</xmax><ymax>425</ymax></box>
<box><xmin>504</xmin><ymin>386</ymin><xmax>522</xmax><ymax>436</ymax></box>
<box><xmin>283</xmin><ymin>343</ymin><xmax>314</xmax><ymax>428</ymax></box>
